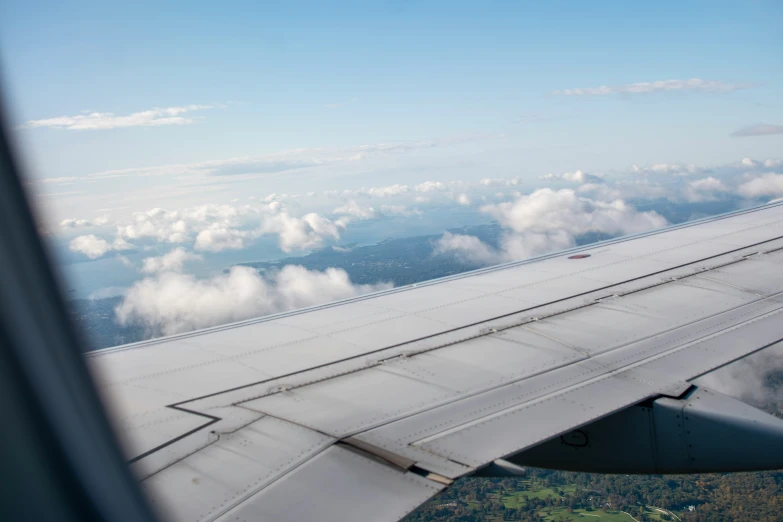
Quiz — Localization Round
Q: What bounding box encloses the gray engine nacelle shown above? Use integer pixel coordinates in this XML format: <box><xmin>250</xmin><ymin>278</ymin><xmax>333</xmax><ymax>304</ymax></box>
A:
<box><xmin>508</xmin><ymin>386</ymin><xmax>783</xmax><ymax>474</ymax></box>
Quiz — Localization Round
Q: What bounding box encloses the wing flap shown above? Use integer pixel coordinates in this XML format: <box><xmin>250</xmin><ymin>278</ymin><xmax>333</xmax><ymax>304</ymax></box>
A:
<box><xmin>212</xmin><ymin>445</ymin><xmax>445</xmax><ymax>522</ymax></box>
<box><xmin>143</xmin><ymin>416</ymin><xmax>335</xmax><ymax>521</ymax></box>
<box><xmin>414</xmin><ymin>368</ymin><xmax>656</xmax><ymax>467</ymax></box>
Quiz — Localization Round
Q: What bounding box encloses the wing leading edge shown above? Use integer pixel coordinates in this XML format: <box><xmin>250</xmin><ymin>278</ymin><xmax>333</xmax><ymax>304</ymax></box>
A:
<box><xmin>88</xmin><ymin>202</ymin><xmax>783</xmax><ymax>522</ymax></box>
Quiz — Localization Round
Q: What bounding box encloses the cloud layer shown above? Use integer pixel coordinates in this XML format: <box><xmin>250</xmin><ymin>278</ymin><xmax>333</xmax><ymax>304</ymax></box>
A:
<box><xmin>554</xmin><ymin>78</ymin><xmax>752</xmax><ymax>96</ymax></box>
<box><xmin>733</xmin><ymin>123</ymin><xmax>783</xmax><ymax>137</ymax></box>
<box><xmin>540</xmin><ymin>169</ymin><xmax>603</xmax><ymax>184</ymax></box>
<box><xmin>58</xmin><ymin>155</ymin><xmax>783</xmax><ymax>260</ymax></box>
<box><xmin>141</xmin><ymin>248</ymin><xmax>202</xmax><ymax>274</ymax></box>
<box><xmin>259</xmin><ymin>212</ymin><xmax>345</xmax><ymax>252</ymax></box>
<box><xmin>738</xmin><ymin>173</ymin><xmax>783</xmax><ymax>198</ymax></box>
<box><xmin>34</xmin><ymin>136</ymin><xmax>487</xmax><ymax>185</ymax></box>
<box><xmin>24</xmin><ymin>104</ymin><xmax>216</xmax><ymax>130</ymax></box>
<box><xmin>69</xmin><ymin>234</ymin><xmax>134</xmax><ymax>259</ymax></box>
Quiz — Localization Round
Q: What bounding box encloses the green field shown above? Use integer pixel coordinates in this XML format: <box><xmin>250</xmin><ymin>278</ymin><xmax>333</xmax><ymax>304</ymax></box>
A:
<box><xmin>494</xmin><ymin>479</ymin><xmax>678</xmax><ymax>521</ymax></box>
<box><xmin>538</xmin><ymin>508</ymin><xmax>635</xmax><ymax>521</ymax></box>
<box><xmin>501</xmin><ymin>480</ymin><xmax>577</xmax><ymax>508</ymax></box>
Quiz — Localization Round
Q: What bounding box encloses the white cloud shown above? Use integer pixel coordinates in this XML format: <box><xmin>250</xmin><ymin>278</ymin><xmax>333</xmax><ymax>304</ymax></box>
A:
<box><xmin>366</xmin><ymin>184</ymin><xmax>410</xmax><ymax>198</ymax></box>
<box><xmin>60</xmin><ymin>215</ymin><xmax>109</xmax><ymax>229</ymax></box>
<box><xmin>35</xmin><ymin>137</ymin><xmax>487</xmax><ymax>186</ymax></box>
<box><xmin>619</xmin><ymin>157</ymin><xmax>783</xmax><ymax>200</ymax></box>
<box><xmin>264</xmin><ymin>201</ymin><xmax>283</xmax><ymax>213</ymax></box>
<box><xmin>434</xmin><ymin>230</ymin><xmax>576</xmax><ymax>266</ymax></box>
<box><xmin>333</xmin><ymin>200</ymin><xmax>420</xmax><ymax>219</ymax></box>
<box><xmin>70</xmin><ymin>235</ymin><xmax>112</xmax><ymax>259</ymax></box>
<box><xmin>117</xmin><ymin>208</ymin><xmax>190</xmax><ymax>244</ymax></box>
<box><xmin>631</xmin><ymin>163</ymin><xmax>704</xmax><ymax>176</ymax></box>
<box><xmin>73</xmin><ymin>200</ymin><xmax>348</xmax><ymax>255</ymax></box>
<box><xmin>576</xmin><ymin>183</ymin><xmax>624</xmax><ymax>201</ymax></box>
<box><xmin>115</xmin><ymin>265</ymin><xmax>391</xmax><ymax>336</ymax></box>
<box><xmin>695</xmin><ymin>343</ymin><xmax>783</xmax><ymax>408</ymax></box>
<box><xmin>415</xmin><ymin>181</ymin><xmax>448</xmax><ymax>193</ymax></box>
<box><xmin>116</xmin><ymin>203</ymin><xmax>263</xmax><ymax>246</ymax></box>
<box><xmin>185</xmin><ymin>203</ymin><xmax>260</xmax><ymax>223</ymax></box>
<box><xmin>733</xmin><ymin>124</ymin><xmax>783</xmax><ymax>137</ymax></box>
<box><xmin>36</xmin><ymin>176</ymin><xmax>82</xmax><ymax>185</ymax></box>
<box><xmin>194</xmin><ymin>224</ymin><xmax>252</xmax><ymax>252</ymax></box>
<box><xmin>434</xmin><ymin>233</ymin><xmax>502</xmax><ymax>265</ymax></box>
<box><xmin>24</xmin><ymin>104</ymin><xmax>216</xmax><ymax>130</ymax></box>
<box><xmin>580</xmin><ymin>180</ymin><xmax>670</xmax><ymax>202</ymax></box>
<box><xmin>555</xmin><ymin>78</ymin><xmax>752</xmax><ymax>96</ymax></box>
<box><xmin>732</xmin><ymin>157</ymin><xmax>782</xmax><ymax>171</ymax></box>
<box><xmin>480</xmin><ymin>177</ymin><xmax>521</xmax><ymax>187</ymax></box>
<box><xmin>69</xmin><ymin>234</ymin><xmax>134</xmax><ymax>259</ymax></box>
<box><xmin>260</xmin><ymin>212</ymin><xmax>344</xmax><ymax>252</ymax></box>
<box><xmin>684</xmin><ymin>177</ymin><xmax>730</xmax><ymax>202</ymax></box>
<box><xmin>691</xmin><ymin>177</ymin><xmax>728</xmax><ymax>190</ymax></box>
<box><xmin>452</xmin><ymin>193</ymin><xmax>471</xmax><ymax>206</ymax></box>
<box><xmin>563</xmin><ymin>170</ymin><xmax>601</xmax><ymax>183</ymax></box>
<box><xmin>112</xmin><ymin>237</ymin><xmax>135</xmax><ymax>251</ymax></box>
<box><xmin>264</xmin><ymin>193</ymin><xmax>290</xmax><ymax>202</ymax></box>
<box><xmin>541</xmin><ymin>170</ymin><xmax>603</xmax><ymax>184</ymax></box>
<box><xmin>738</xmin><ymin>173</ymin><xmax>783</xmax><ymax>198</ymax></box>
<box><xmin>436</xmin><ymin>189</ymin><xmax>667</xmax><ymax>266</ymax></box>
<box><xmin>333</xmin><ymin>200</ymin><xmax>378</xmax><ymax>220</ymax></box>
<box><xmin>496</xmin><ymin>230</ymin><xmax>575</xmax><ymax>261</ymax></box>
<box><xmin>483</xmin><ymin>188</ymin><xmax>667</xmax><ymax>237</ymax></box>
<box><xmin>141</xmin><ymin>248</ymin><xmax>202</xmax><ymax>274</ymax></box>
<box><xmin>337</xmin><ymin>184</ymin><xmax>412</xmax><ymax>200</ymax></box>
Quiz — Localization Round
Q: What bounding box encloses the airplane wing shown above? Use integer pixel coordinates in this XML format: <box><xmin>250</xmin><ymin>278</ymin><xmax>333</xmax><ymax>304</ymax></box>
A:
<box><xmin>87</xmin><ymin>201</ymin><xmax>783</xmax><ymax>522</ymax></box>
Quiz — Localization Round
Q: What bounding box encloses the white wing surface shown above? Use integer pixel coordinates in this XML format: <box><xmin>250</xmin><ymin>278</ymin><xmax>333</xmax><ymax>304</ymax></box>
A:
<box><xmin>87</xmin><ymin>202</ymin><xmax>783</xmax><ymax>522</ymax></box>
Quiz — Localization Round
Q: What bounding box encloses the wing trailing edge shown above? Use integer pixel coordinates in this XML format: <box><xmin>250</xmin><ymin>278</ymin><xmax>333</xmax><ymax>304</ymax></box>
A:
<box><xmin>511</xmin><ymin>385</ymin><xmax>783</xmax><ymax>474</ymax></box>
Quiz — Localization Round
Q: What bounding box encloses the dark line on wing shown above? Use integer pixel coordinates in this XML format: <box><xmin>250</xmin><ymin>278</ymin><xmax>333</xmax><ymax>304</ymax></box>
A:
<box><xmin>127</xmin><ymin>406</ymin><xmax>220</xmax><ymax>464</ymax></box>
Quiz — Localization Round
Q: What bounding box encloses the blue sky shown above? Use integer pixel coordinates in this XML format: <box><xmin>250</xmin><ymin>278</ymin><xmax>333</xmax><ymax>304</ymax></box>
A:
<box><xmin>1</xmin><ymin>0</ymin><xmax>782</xmax><ymax>299</ymax></box>
<box><xmin>3</xmin><ymin>1</ymin><xmax>781</xmax><ymax>175</ymax></box>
